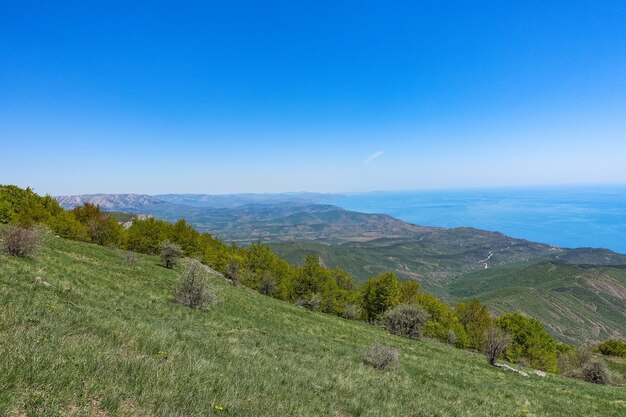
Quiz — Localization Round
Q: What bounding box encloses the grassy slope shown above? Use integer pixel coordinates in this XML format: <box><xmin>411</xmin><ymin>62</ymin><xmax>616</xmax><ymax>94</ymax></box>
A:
<box><xmin>447</xmin><ymin>262</ymin><xmax>626</xmax><ymax>343</ymax></box>
<box><xmin>1</xmin><ymin>237</ymin><xmax>624</xmax><ymax>417</ymax></box>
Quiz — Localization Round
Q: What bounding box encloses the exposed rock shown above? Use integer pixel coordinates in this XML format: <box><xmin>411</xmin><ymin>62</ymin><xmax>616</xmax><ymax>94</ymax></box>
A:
<box><xmin>494</xmin><ymin>363</ymin><xmax>528</xmax><ymax>377</ymax></box>
<box><xmin>533</xmin><ymin>370</ymin><xmax>547</xmax><ymax>377</ymax></box>
<box><xmin>34</xmin><ymin>277</ymin><xmax>53</xmax><ymax>288</ymax></box>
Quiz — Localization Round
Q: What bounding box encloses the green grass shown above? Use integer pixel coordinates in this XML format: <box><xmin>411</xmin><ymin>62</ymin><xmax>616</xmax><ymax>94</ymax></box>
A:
<box><xmin>1</xmin><ymin>236</ymin><xmax>624</xmax><ymax>416</ymax></box>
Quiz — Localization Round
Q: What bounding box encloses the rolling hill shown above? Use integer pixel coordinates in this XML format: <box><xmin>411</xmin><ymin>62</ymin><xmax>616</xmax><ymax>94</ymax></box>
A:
<box><xmin>445</xmin><ymin>261</ymin><xmax>626</xmax><ymax>343</ymax></box>
<box><xmin>1</xmin><ymin>234</ymin><xmax>624</xmax><ymax>416</ymax></box>
<box><xmin>271</xmin><ymin>239</ymin><xmax>626</xmax><ymax>343</ymax></box>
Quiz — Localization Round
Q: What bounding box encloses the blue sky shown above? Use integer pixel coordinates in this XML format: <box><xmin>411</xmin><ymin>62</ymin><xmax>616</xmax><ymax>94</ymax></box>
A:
<box><xmin>1</xmin><ymin>1</ymin><xmax>625</xmax><ymax>195</ymax></box>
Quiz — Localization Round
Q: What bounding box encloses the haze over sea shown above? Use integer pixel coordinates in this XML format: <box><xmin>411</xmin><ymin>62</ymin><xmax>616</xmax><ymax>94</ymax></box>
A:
<box><xmin>327</xmin><ymin>185</ymin><xmax>626</xmax><ymax>254</ymax></box>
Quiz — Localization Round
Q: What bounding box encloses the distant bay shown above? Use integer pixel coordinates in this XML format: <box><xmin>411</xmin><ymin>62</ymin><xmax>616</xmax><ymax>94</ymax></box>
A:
<box><xmin>326</xmin><ymin>185</ymin><xmax>626</xmax><ymax>253</ymax></box>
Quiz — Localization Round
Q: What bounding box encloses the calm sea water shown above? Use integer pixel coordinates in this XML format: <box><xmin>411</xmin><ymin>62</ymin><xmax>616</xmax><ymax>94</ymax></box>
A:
<box><xmin>326</xmin><ymin>185</ymin><xmax>626</xmax><ymax>253</ymax></box>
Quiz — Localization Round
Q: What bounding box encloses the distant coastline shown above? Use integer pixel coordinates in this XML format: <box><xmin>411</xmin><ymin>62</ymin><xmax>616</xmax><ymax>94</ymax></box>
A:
<box><xmin>325</xmin><ymin>185</ymin><xmax>626</xmax><ymax>253</ymax></box>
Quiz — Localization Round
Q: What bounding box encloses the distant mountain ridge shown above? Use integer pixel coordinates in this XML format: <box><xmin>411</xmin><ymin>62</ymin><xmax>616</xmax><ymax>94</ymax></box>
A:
<box><xmin>56</xmin><ymin>193</ymin><xmax>164</xmax><ymax>211</ymax></box>
<box><xmin>54</xmin><ymin>193</ymin><xmax>428</xmax><ymax>243</ymax></box>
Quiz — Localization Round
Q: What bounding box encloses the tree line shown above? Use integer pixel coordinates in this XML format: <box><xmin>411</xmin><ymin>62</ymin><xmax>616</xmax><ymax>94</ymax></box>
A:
<box><xmin>1</xmin><ymin>185</ymin><xmax>622</xmax><ymax>381</ymax></box>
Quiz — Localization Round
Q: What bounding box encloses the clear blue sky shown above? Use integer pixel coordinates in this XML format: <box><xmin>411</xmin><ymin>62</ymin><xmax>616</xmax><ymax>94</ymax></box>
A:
<box><xmin>1</xmin><ymin>1</ymin><xmax>625</xmax><ymax>195</ymax></box>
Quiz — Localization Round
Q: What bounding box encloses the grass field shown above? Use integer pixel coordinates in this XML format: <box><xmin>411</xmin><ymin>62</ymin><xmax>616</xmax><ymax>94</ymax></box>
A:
<box><xmin>1</xmin><ymin>235</ymin><xmax>624</xmax><ymax>416</ymax></box>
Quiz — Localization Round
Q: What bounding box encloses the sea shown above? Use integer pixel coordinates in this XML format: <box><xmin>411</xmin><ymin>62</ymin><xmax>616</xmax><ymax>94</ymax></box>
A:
<box><xmin>326</xmin><ymin>185</ymin><xmax>626</xmax><ymax>254</ymax></box>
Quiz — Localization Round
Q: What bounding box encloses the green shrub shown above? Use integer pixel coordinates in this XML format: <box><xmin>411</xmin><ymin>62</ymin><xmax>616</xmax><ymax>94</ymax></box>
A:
<box><xmin>382</xmin><ymin>303</ymin><xmax>429</xmax><ymax>339</ymax></box>
<box><xmin>597</xmin><ymin>339</ymin><xmax>626</xmax><ymax>358</ymax></box>
<box><xmin>361</xmin><ymin>342</ymin><xmax>399</xmax><ymax>370</ymax></box>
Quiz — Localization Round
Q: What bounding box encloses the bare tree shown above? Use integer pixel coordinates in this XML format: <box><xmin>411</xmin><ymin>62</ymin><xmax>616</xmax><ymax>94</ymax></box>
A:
<box><xmin>482</xmin><ymin>325</ymin><xmax>511</xmax><ymax>366</ymax></box>
<box><xmin>174</xmin><ymin>259</ymin><xmax>215</xmax><ymax>309</ymax></box>
<box><xmin>224</xmin><ymin>259</ymin><xmax>241</xmax><ymax>285</ymax></box>
<box><xmin>160</xmin><ymin>241</ymin><xmax>182</xmax><ymax>269</ymax></box>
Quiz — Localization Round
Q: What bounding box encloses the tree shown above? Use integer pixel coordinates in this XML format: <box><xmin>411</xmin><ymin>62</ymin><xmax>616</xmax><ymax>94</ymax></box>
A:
<box><xmin>414</xmin><ymin>292</ymin><xmax>469</xmax><ymax>348</ymax></box>
<box><xmin>125</xmin><ymin>217</ymin><xmax>169</xmax><ymax>254</ymax></box>
<box><xmin>360</xmin><ymin>272</ymin><xmax>401</xmax><ymax>321</ymax></box>
<box><xmin>483</xmin><ymin>325</ymin><xmax>511</xmax><ymax>366</ymax></box>
<box><xmin>160</xmin><ymin>241</ymin><xmax>183</xmax><ymax>269</ymax></box>
<box><xmin>455</xmin><ymin>299</ymin><xmax>493</xmax><ymax>350</ymax></box>
<box><xmin>47</xmin><ymin>210</ymin><xmax>89</xmax><ymax>241</ymax></box>
<box><xmin>399</xmin><ymin>280</ymin><xmax>420</xmax><ymax>303</ymax></box>
<box><xmin>72</xmin><ymin>203</ymin><xmax>123</xmax><ymax>245</ymax></box>
<box><xmin>496</xmin><ymin>313</ymin><xmax>558</xmax><ymax>372</ymax></box>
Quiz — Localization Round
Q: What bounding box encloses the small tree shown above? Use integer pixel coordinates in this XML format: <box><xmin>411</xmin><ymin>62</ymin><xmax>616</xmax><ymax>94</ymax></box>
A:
<box><xmin>360</xmin><ymin>272</ymin><xmax>402</xmax><ymax>321</ymax></box>
<box><xmin>224</xmin><ymin>259</ymin><xmax>242</xmax><ymax>285</ymax></box>
<box><xmin>2</xmin><ymin>225</ymin><xmax>41</xmax><ymax>256</ymax></box>
<box><xmin>382</xmin><ymin>303</ymin><xmax>429</xmax><ymax>339</ymax></box>
<box><xmin>483</xmin><ymin>325</ymin><xmax>511</xmax><ymax>366</ymax></box>
<box><xmin>174</xmin><ymin>259</ymin><xmax>214</xmax><ymax>309</ymax></box>
<box><xmin>160</xmin><ymin>241</ymin><xmax>182</xmax><ymax>269</ymax></box>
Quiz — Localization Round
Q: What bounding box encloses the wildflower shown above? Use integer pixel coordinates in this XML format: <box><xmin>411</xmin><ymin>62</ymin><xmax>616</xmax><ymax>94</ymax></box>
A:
<box><xmin>211</xmin><ymin>404</ymin><xmax>225</xmax><ymax>412</ymax></box>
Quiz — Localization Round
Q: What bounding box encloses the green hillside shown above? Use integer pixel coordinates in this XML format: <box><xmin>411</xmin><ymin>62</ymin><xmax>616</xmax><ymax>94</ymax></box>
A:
<box><xmin>1</xmin><ymin>235</ymin><xmax>624</xmax><ymax>416</ymax></box>
<box><xmin>270</xmin><ymin>238</ymin><xmax>626</xmax><ymax>343</ymax></box>
<box><xmin>446</xmin><ymin>261</ymin><xmax>626</xmax><ymax>343</ymax></box>
<box><xmin>270</xmin><ymin>229</ymin><xmax>554</xmax><ymax>295</ymax></box>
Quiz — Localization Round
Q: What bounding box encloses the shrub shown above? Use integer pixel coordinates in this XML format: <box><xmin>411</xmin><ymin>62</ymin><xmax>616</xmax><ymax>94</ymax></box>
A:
<box><xmin>295</xmin><ymin>293</ymin><xmax>322</xmax><ymax>311</ymax></box>
<box><xmin>174</xmin><ymin>260</ymin><xmax>215</xmax><ymax>310</ymax></box>
<box><xmin>1</xmin><ymin>225</ymin><xmax>41</xmax><ymax>256</ymax></box>
<box><xmin>581</xmin><ymin>360</ymin><xmax>610</xmax><ymax>385</ymax></box>
<box><xmin>259</xmin><ymin>272</ymin><xmax>277</xmax><ymax>296</ymax></box>
<box><xmin>382</xmin><ymin>303</ymin><xmax>429</xmax><ymax>339</ymax></box>
<box><xmin>361</xmin><ymin>342</ymin><xmax>399</xmax><ymax>370</ymax></box>
<box><xmin>123</xmin><ymin>250</ymin><xmax>139</xmax><ymax>266</ymax></box>
<box><xmin>482</xmin><ymin>325</ymin><xmax>511</xmax><ymax>366</ymax></box>
<box><xmin>160</xmin><ymin>241</ymin><xmax>183</xmax><ymax>269</ymax></box>
<box><xmin>597</xmin><ymin>339</ymin><xmax>626</xmax><ymax>358</ymax></box>
<box><xmin>341</xmin><ymin>302</ymin><xmax>361</xmax><ymax>320</ymax></box>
